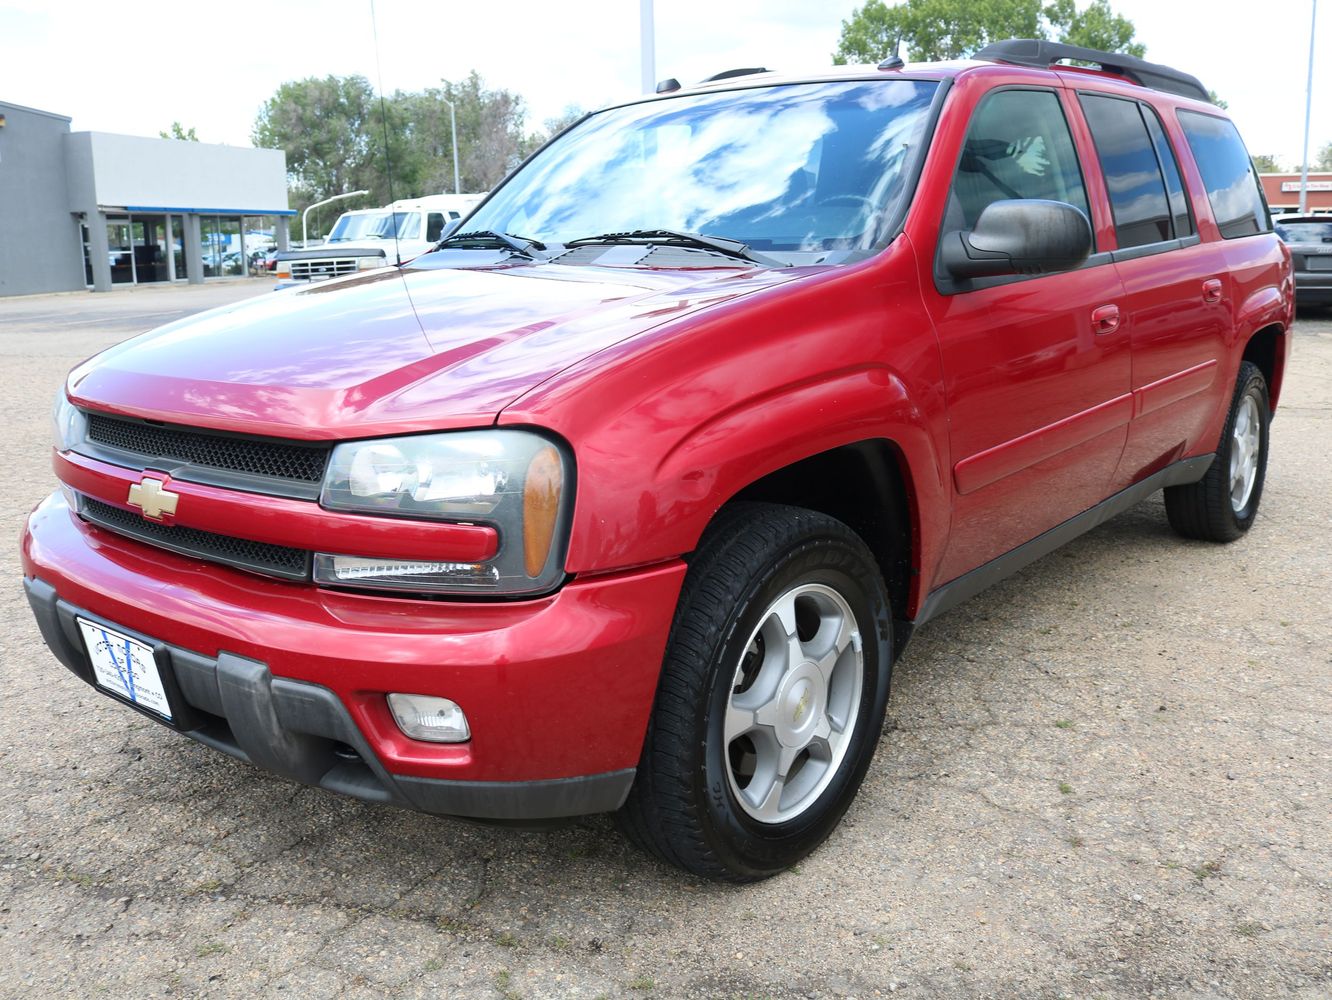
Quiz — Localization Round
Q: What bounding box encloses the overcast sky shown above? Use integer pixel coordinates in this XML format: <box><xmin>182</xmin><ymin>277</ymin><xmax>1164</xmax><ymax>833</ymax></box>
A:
<box><xmin>2</xmin><ymin>0</ymin><xmax>1327</xmax><ymax>169</ymax></box>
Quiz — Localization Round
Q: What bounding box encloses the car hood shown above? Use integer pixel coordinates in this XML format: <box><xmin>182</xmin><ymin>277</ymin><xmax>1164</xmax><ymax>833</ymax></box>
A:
<box><xmin>67</xmin><ymin>262</ymin><xmax>802</xmax><ymax>439</ymax></box>
<box><xmin>285</xmin><ymin>239</ymin><xmax>417</xmax><ymax>257</ymax></box>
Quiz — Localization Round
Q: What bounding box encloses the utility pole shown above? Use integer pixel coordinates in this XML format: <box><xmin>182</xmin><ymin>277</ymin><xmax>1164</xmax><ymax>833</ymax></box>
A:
<box><xmin>640</xmin><ymin>0</ymin><xmax>656</xmax><ymax>94</ymax></box>
<box><xmin>1299</xmin><ymin>0</ymin><xmax>1318</xmax><ymax>213</ymax></box>
<box><xmin>442</xmin><ymin>96</ymin><xmax>461</xmax><ymax>195</ymax></box>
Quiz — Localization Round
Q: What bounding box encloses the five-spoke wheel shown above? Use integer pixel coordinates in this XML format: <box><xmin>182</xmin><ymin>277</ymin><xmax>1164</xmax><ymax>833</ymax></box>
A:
<box><xmin>1229</xmin><ymin>392</ymin><xmax>1261</xmax><ymax>514</ymax></box>
<box><xmin>724</xmin><ymin>584</ymin><xmax>863</xmax><ymax>824</ymax></box>
<box><xmin>1166</xmin><ymin>359</ymin><xmax>1270</xmax><ymax>542</ymax></box>
<box><xmin>618</xmin><ymin>503</ymin><xmax>894</xmax><ymax>882</ymax></box>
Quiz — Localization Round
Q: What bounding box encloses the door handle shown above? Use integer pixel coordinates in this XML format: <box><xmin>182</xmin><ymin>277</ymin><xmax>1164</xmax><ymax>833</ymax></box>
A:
<box><xmin>1091</xmin><ymin>303</ymin><xmax>1120</xmax><ymax>335</ymax></box>
<box><xmin>1203</xmin><ymin>278</ymin><xmax>1223</xmax><ymax>303</ymax></box>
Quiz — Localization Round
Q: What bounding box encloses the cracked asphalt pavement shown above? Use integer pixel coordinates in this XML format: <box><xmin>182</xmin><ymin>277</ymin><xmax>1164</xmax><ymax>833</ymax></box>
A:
<box><xmin>1</xmin><ymin>282</ymin><xmax>1328</xmax><ymax>999</ymax></box>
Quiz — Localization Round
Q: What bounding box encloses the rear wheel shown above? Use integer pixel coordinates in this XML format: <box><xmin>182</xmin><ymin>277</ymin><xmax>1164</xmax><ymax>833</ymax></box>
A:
<box><xmin>617</xmin><ymin>503</ymin><xmax>893</xmax><ymax>882</ymax></box>
<box><xmin>1165</xmin><ymin>360</ymin><xmax>1270</xmax><ymax>542</ymax></box>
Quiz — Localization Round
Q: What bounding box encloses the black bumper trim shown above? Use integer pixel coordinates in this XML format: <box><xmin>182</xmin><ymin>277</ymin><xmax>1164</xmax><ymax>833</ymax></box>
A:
<box><xmin>23</xmin><ymin>577</ymin><xmax>635</xmax><ymax>820</ymax></box>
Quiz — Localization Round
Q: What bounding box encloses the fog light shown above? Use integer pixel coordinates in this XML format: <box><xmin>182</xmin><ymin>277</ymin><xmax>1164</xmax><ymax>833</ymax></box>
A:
<box><xmin>387</xmin><ymin>693</ymin><xmax>470</xmax><ymax>743</ymax></box>
<box><xmin>314</xmin><ymin>553</ymin><xmax>500</xmax><ymax>591</ymax></box>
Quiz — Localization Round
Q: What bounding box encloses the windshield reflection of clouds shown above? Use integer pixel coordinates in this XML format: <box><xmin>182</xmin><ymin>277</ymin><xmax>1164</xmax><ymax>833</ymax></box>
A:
<box><xmin>467</xmin><ymin>81</ymin><xmax>937</xmax><ymax>259</ymax></box>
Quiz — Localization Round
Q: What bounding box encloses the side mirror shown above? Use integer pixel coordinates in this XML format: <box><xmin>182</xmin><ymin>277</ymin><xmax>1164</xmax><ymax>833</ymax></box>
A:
<box><xmin>941</xmin><ymin>199</ymin><xmax>1092</xmax><ymax>280</ymax></box>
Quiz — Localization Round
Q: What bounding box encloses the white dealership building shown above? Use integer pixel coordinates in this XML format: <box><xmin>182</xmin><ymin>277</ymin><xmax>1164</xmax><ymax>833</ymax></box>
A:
<box><xmin>1</xmin><ymin>100</ymin><xmax>293</xmax><ymax>296</ymax></box>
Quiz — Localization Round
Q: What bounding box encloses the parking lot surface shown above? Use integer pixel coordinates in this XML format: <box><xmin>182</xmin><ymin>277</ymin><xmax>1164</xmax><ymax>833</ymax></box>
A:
<box><xmin>1</xmin><ymin>283</ymin><xmax>1328</xmax><ymax>999</ymax></box>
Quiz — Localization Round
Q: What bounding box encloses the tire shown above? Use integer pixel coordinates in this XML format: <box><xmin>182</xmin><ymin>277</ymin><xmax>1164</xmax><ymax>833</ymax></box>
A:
<box><xmin>1165</xmin><ymin>360</ymin><xmax>1270</xmax><ymax>542</ymax></box>
<box><xmin>617</xmin><ymin>502</ymin><xmax>893</xmax><ymax>882</ymax></box>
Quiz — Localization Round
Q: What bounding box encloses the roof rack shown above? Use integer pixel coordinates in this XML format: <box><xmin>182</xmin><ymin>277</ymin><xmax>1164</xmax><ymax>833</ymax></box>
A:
<box><xmin>699</xmin><ymin>67</ymin><xmax>770</xmax><ymax>84</ymax></box>
<box><xmin>974</xmin><ymin>39</ymin><xmax>1210</xmax><ymax>103</ymax></box>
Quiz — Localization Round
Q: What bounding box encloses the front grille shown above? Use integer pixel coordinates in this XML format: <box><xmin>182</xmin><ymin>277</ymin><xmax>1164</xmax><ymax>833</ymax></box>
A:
<box><xmin>79</xmin><ymin>496</ymin><xmax>311</xmax><ymax>581</ymax></box>
<box><xmin>86</xmin><ymin>414</ymin><xmax>329</xmax><ymax>484</ymax></box>
<box><xmin>290</xmin><ymin>258</ymin><xmax>361</xmax><ymax>279</ymax></box>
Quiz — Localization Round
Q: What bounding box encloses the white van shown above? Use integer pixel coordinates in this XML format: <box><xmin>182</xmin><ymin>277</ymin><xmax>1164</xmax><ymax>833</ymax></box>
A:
<box><xmin>275</xmin><ymin>193</ymin><xmax>487</xmax><ymax>285</ymax></box>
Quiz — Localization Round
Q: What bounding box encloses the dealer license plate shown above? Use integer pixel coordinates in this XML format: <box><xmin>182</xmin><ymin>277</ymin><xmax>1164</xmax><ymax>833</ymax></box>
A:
<box><xmin>77</xmin><ymin>618</ymin><xmax>173</xmax><ymax>721</ymax></box>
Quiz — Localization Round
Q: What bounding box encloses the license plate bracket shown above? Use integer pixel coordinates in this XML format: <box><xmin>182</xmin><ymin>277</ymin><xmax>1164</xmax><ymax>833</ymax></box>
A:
<box><xmin>77</xmin><ymin>617</ymin><xmax>177</xmax><ymax>722</ymax></box>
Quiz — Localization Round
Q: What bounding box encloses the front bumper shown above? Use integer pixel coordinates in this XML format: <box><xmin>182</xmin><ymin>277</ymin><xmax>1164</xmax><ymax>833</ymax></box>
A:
<box><xmin>21</xmin><ymin>493</ymin><xmax>686</xmax><ymax>819</ymax></box>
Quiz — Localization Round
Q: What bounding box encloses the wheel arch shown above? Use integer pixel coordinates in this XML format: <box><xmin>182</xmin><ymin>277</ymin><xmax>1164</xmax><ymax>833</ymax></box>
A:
<box><xmin>1241</xmin><ymin>322</ymin><xmax>1288</xmax><ymax>412</ymax></box>
<box><xmin>723</xmin><ymin>439</ymin><xmax>920</xmax><ymax>660</ymax></box>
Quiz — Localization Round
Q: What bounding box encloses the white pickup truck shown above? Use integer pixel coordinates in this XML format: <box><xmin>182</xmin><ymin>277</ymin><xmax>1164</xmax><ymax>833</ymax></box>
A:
<box><xmin>275</xmin><ymin>193</ymin><xmax>486</xmax><ymax>286</ymax></box>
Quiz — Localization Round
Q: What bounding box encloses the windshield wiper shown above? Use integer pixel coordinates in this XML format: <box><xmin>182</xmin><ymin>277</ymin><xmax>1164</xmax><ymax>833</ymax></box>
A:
<box><xmin>563</xmin><ymin>229</ymin><xmax>779</xmax><ymax>265</ymax></box>
<box><xmin>438</xmin><ymin>230</ymin><xmax>547</xmax><ymax>259</ymax></box>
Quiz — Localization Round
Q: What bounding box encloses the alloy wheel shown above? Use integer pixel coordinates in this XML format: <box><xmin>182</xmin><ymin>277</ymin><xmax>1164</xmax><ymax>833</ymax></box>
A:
<box><xmin>723</xmin><ymin>583</ymin><xmax>864</xmax><ymax>824</ymax></box>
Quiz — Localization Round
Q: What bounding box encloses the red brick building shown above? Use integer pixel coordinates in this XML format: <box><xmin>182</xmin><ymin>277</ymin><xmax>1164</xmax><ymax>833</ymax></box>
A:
<box><xmin>1260</xmin><ymin>173</ymin><xmax>1332</xmax><ymax>215</ymax></box>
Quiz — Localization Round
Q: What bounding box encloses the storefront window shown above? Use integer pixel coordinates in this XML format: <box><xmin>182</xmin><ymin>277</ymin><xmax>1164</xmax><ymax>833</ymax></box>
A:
<box><xmin>198</xmin><ymin>215</ymin><xmax>246</xmax><ymax>276</ymax></box>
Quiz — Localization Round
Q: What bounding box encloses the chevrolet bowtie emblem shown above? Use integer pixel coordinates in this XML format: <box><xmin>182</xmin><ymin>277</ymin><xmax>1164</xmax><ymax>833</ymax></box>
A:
<box><xmin>127</xmin><ymin>477</ymin><xmax>179</xmax><ymax>520</ymax></box>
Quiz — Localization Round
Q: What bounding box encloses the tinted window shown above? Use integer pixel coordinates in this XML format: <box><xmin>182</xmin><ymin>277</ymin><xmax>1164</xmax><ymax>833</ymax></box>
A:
<box><xmin>426</xmin><ymin>212</ymin><xmax>446</xmax><ymax>241</ymax></box>
<box><xmin>1079</xmin><ymin>94</ymin><xmax>1171</xmax><ymax>248</ymax></box>
<box><xmin>1141</xmin><ymin>106</ymin><xmax>1193</xmax><ymax>237</ymax></box>
<box><xmin>1178</xmin><ymin>111</ymin><xmax>1271</xmax><ymax>239</ymax></box>
<box><xmin>945</xmin><ymin>89</ymin><xmax>1090</xmax><ymax>234</ymax></box>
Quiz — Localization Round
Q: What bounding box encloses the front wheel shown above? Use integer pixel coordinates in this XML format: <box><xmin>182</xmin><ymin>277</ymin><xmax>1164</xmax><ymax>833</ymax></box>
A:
<box><xmin>617</xmin><ymin>503</ymin><xmax>893</xmax><ymax>882</ymax></box>
<box><xmin>1165</xmin><ymin>360</ymin><xmax>1270</xmax><ymax>542</ymax></box>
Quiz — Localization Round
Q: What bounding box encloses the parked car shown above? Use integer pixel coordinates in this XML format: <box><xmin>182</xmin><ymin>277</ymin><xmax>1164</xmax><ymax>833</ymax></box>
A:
<box><xmin>1273</xmin><ymin>214</ymin><xmax>1332</xmax><ymax>307</ymax></box>
<box><xmin>274</xmin><ymin>194</ymin><xmax>486</xmax><ymax>286</ymax></box>
<box><xmin>25</xmin><ymin>40</ymin><xmax>1291</xmax><ymax>881</ymax></box>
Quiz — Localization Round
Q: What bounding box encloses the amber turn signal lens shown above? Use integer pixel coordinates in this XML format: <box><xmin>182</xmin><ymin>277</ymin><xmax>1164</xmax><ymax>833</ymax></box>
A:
<box><xmin>523</xmin><ymin>446</ymin><xmax>563</xmax><ymax>578</ymax></box>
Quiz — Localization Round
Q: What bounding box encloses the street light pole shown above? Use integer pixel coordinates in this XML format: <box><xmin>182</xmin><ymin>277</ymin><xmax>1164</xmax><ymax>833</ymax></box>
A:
<box><xmin>442</xmin><ymin>97</ymin><xmax>461</xmax><ymax>195</ymax></box>
<box><xmin>1299</xmin><ymin>0</ymin><xmax>1318</xmax><ymax>214</ymax></box>
<box><xmin>640</xmin><ymin>0</ymin><xmax>656</xmax><ymax>94</ymax></box>
<box><xmin>302</xmin><ymin>189</ymin><xmax>370</xmax><ymax>246</ymax></box>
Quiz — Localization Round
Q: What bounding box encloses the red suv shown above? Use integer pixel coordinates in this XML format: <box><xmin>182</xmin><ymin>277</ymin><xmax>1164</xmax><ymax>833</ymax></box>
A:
<box><xmin>24</xmin><ymin>40</ymin><xmax>1292</xmax><ymax>881</ymax></box>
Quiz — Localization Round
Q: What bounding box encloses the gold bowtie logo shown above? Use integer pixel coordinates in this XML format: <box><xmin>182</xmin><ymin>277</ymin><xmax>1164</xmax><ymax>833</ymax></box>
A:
<box><xmin>793</xmin><ymin>688</ymin><xmax>811</xmax><ymax>725</ymax></box>
<box><xmin>127</xmin><ymin>477</ymin><xmax>179</xmax><ymax>521</ymax></box>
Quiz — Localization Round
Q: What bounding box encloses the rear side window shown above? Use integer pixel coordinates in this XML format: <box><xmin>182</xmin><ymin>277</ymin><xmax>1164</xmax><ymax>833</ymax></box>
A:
<box><xmin>1178</xmin><ymin>111</ymin><xmax>1271</xmax><ymax>239</ymax></box>
<box><xmin>944</xmin><ymin>89</ymin><xmax>1090</xmax><ymax>234</ymax></box>
<box><xmin>1140</xmin><ymin>107</ymin><xmax>1194</xmax><ymax>238</ymax></box>
<box><xmin>426</xmin><ymin>213</ymin><xmax>447</xmax><ymax>241</ymax></box>
<box><xmin>1079</xmin><ymin>94</ymin><xmax>1173</xmax><ymax>248</ymax></box>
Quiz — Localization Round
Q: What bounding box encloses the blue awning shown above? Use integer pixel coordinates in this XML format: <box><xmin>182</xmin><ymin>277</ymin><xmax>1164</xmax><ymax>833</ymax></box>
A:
<box><xmin>119</xmin><ymin>205</ymin><xmax>298</xmax><ymax>216</ymax></box>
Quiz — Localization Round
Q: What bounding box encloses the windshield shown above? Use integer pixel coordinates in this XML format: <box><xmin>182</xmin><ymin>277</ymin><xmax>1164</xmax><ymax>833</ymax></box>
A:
<box><xmin>462</xmin><ymin>80</ymin><xmax>938</xmax><ymax>263</ymax></box>
<box><xmin>1275</xmin><ymin>220</ymin><xmax>1332</xmax><ymax>243</ymax></box>
<box><xmin>328</xmin><ymin>211</ymin><xmax>420</xmax><ymax>242</ymax></box>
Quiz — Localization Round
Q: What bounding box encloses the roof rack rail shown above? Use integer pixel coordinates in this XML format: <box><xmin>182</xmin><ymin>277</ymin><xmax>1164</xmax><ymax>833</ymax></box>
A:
<box><xmin>699</xmin><ymin>67</ymin><xmax>770</xmax><ymax>84</ymax></box>
<box><xmin>973</xmin><ymin>39</ymin><xmax>1210</xmax><ymax>103</ymax></box>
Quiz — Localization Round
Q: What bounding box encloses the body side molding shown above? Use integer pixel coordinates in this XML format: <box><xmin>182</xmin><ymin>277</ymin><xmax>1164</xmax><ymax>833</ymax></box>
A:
<box><xmin>953</xmin><ymin>392</ymin><xmax>1134</xmax><ymax>495</ymax></box>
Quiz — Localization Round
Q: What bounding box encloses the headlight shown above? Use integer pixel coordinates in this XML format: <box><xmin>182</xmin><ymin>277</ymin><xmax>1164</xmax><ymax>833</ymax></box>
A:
<box><xmin>52</xmin><ymin>387</ymin><xmax>86</xmax><ymax>452</ymax></box>
<box><xmin>356</xmin><ymin>254</ymin><xmax>387</xmax><ymax>270</ymax></box>
<box><xmin>317</xmin><ymin>429</ymin><xmax>571</xmax><ymax>596</ymax></box>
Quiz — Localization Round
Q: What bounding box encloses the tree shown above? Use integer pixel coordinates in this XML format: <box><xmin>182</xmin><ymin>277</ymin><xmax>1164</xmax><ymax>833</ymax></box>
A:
<box><xmin>254</xmin><ymin>71</ymin><xmax>564</xmax><ymax>230</ymax></box>
<box><xmin>1046</xmin><ymin>0</ymin><xmax>1144</xmax><ymax>56</ymax></box>
<box><xmin>1317</xmin><ymin>142</ymin><xmax>1332</xmax><ymax>171</ymax></box>
<box><xmin>543</xmin><ymin>105</ymin><xmax>587</xmax><ymax>138</ymax></box>
<box><xmin>159</xmin><ymin>122</ymin><xmax>198</xmax><ymax>141</ymax></box>
<box><xmin>252</xmin><ymin>75</ymin><xmax>420</xmax><ymax>230</ymax></box>
<box><xmin>1250</xmin><ymin>153</ymin><xmax>1284</xmax><ymax>173</ymax></box>
<box><xmin>398</xmin><ymin>72</ymin><xmax>537</xmax><ymax>194</ymax></box>
<box><xmin>833</xmin><ymin>0</ymin><xmax>1144</xmax><ymax>64</ymax></box>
